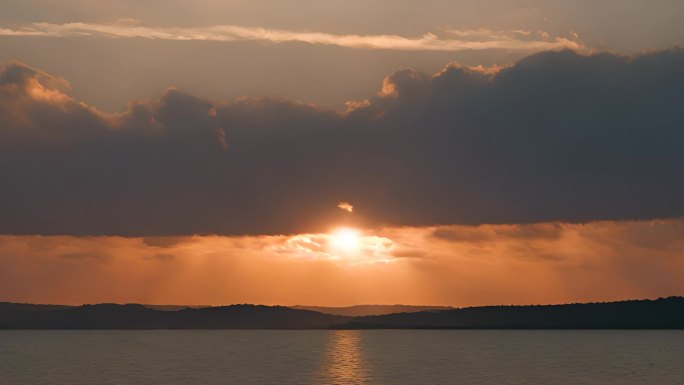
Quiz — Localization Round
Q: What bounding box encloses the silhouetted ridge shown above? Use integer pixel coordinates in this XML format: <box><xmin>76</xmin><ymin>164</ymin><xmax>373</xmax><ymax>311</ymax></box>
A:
<box><xmin>291</xmin><ymin>305</ymin><xmax>453</xmax><ymax>317</ymax></box>
<box><xmin>0</xmin><ymin>298</ymin><xmax>682</xmax><ymax>329</ymax></box>
<box><xmin>0</xmin><ymin>303</ymin><xmax>346</xmax><ymax>329</ymax></box>
<box><xmin>336</xmin><ymin>297</ymin><xmax>684</xmax><ymax>329</ymax></box>
<box><xmin>0</xmin><ymin>302</ymin><xmax>74</xmax><ymax>312</ymax></box>
<box><xmin>174</xmin><ymin>305</ymin><xmax>344</xmax><ymax>329</ymax></box>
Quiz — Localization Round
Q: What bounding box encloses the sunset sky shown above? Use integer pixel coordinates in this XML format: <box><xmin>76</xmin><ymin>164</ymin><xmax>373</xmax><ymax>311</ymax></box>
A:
<box><xmin>1</xmin><ymin>0</ymin><xmax>684</xmax><ymax>306</ymax></box>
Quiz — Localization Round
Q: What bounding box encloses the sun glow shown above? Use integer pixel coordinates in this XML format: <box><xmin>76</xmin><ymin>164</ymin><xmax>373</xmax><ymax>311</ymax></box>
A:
<box><xmin>329</xmin><ymin>227</ymin><xmax>362</xmax><ymax>254</ymax></box>
<box><xmin>277</xmin><ymin>228</ymin><xmax>396</xmax><ymax>265</ymax></box>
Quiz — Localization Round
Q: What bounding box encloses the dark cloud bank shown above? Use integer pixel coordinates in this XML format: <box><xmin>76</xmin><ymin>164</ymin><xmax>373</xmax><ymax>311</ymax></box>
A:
<box><xmin>1</xmin><ymin>49</ymin><xmax>683</xmax><ymax>235</ymax></box>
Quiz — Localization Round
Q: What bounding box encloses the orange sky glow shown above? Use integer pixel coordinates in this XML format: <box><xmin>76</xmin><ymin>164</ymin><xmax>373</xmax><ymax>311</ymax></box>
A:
<box><xmin>2</xmin><ymin>219</ymin><xmax>682</xmax><ymax>306</ymax></box>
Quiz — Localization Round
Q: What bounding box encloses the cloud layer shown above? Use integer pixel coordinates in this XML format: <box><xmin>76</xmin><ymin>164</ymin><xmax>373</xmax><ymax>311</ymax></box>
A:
<box><xmin>0</xmin><ymin>22</ymin><xmax>582</xmax><ymax>52</ymax></box>
<box><xmin>1</xmin><ymin>49</ymin><xmax>684</xmax><ymax>235</ymax></box>
<box><xmin>1</xmin><ymin>219</ymin><xmax>682</xmax><ymax>306</ymax></box>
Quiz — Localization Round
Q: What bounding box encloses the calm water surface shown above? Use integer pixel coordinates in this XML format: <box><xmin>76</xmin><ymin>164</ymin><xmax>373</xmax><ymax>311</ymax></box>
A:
<box><xmin>1</xmin><ymin>330</ymin><xmax>683</xmax><ymax>384</ymax></box>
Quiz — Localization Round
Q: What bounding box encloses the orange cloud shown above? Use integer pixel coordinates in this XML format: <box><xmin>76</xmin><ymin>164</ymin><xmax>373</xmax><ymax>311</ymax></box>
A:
<box><xmin>0</xmin><ymin>219</ymin><xmax>682</xmax><ymax>307</ymax></box>
<box><xmin>0</xmin><ymin>22</ymin><xmax>585</xmax><ymax>52</ymax></box>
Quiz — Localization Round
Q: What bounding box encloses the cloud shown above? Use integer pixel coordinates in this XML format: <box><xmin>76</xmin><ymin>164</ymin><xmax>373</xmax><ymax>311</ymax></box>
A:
<box><xmin>142</xmin><ymin>237</ymin><xmax>190</xmax><ymax>248</ymax></box>
<box><xmin>433</xmin><ymin>223</ymin><xmax>562</xmax><ymax>243</ymax></box>
<box><xmin>337</xmin><ymin>202</ymin><xmax>354</xmax><ymax>213</ymax></box>
<box><xmin>0</xmin><ymin>22</ymin><xmax>583</xmax><ymax>52</ymax></box>
<box><xmin>59</xmin><ymin>252</ymin><xmax>110</xmax><ymax>263</ymax></box>
<box><xmin>0</xmin><ymin>219</ymin><xmax>683</xmax><ymax>306</ymax></box>
<box><xmin>267</xmin><ymin>231</ymin><xmax>395</xmax><ymax>265</ymax></box>
<box><xmin>145</xmin><ymin>253</ymin><xmax>176</xmax><ymax>262</ymax></box>
<box><xmin>1</xmin><ymin>49</ymin><xmax>684</xmax><ymax>235</ymax></box>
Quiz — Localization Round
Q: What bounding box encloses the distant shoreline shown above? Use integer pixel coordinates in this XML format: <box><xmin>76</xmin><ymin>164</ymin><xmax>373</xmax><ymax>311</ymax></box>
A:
<box><xmin>1</xmin><ymin>297</ymin><xmax>682</xmax><ymax>330</ymax></box>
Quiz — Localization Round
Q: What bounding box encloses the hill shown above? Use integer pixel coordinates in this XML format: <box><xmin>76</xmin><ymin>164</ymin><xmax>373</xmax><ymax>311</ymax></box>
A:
<box><xmin>1</xmin><ymin>298</ymin><xmax>682</xmax><ymax>329</ymax></box>
<box><xmin>335</xmin><ymin>297</ymin><xmax>684</xmax><ymax>329</ymax></box>
<box><xmin>291</xmin><ymin>305</ymin><xmax>453</xmax><ymax>317</ymax></box>
<box><xmin>0</xmin><ymin>303</ymin><xmax>346</xmax><ymax>329</ymax></box>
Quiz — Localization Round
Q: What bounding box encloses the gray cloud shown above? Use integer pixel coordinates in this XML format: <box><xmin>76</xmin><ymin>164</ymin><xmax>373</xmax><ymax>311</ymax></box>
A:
<box><xmin>1</xmin><ymin>49</ymin><xmax>684</xmax><ymax>235</ymax></box>
<box><xmin>432</xmin><ymin>223</ymin><xmax>563</xmax><ymax>243</ymax></box>
<box><xmin>142</xmin><ymin>237</ymin><xmax>190</xmax><ymax>248</ymax></box>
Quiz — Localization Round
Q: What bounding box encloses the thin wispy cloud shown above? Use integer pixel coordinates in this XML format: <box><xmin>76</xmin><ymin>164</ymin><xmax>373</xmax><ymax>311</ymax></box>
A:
<box><xmin>0</xmin><ymin>22</ymin><xmax>583</xmax><ymax>52</ymax></box>
<box><xmin>337</xmin><ymin>202</ymin><xmax>354</xmax><ymax>213</ymax></box>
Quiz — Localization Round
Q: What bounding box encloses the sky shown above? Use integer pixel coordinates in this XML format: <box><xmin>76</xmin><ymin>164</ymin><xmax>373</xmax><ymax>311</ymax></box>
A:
<box><xmin>1</xmin><ymin>0</ymin><xmax>684</xmax><ymax>306</ymax></box>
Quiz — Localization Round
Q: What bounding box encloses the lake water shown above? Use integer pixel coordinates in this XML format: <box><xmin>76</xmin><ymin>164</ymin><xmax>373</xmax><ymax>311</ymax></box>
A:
<box><xmin>1</xmin><ymin>330</ymin><xmax>683</xmax><ymax>384</ymax></box>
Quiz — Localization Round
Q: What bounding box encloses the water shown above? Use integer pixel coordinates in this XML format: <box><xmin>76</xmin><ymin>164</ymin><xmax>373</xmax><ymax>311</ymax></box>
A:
<box><xmin>1</xmin><ymin>330</ymin><xmax>683</xmax><ymax>384</ymax></box>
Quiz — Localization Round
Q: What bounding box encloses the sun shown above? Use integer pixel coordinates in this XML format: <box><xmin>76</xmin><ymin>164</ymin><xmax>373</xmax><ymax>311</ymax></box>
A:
<box><xmin>329</xmin><ymin>227</ymin><xmax>362</xmax><ymax>254</ymax></box>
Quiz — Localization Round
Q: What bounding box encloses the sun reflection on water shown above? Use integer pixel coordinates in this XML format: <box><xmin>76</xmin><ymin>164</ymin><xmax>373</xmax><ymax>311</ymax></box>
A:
<box><xmin>316</xmin><ymin>331</ymin><xmax>371</xmax><ymax>385</ymax></box>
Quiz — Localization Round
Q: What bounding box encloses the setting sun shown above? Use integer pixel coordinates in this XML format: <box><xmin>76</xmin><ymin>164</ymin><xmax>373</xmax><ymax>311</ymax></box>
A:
<box><xmin>329</xmin><ymin>227</ymin><xmax>362</xmax><ymax>254</ymax></box>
